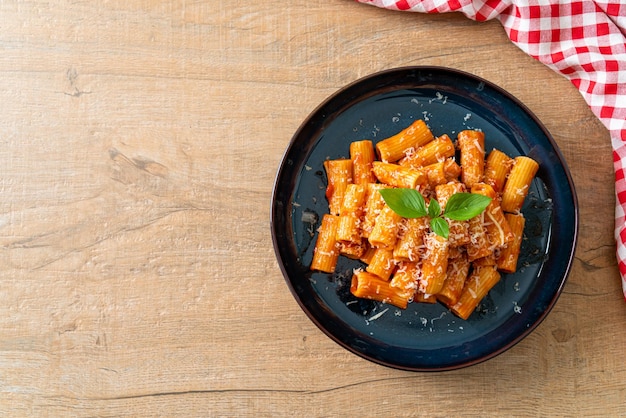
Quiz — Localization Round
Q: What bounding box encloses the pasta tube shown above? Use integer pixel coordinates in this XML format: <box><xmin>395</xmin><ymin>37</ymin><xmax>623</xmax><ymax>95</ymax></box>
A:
<box><xmin>336</xmin><ymin>184</ymin><xmax>367</xmax><ymax>259</ymax></box>
<box><xmin>366</xmin><ymin>248</ymin><xmax>396</xmax><ymax>281</ymax></box>
<box><xmin>471</xmin><ymin>183</ymin><xmax>514</xmax><ymax>249</ymax></box>
<box><xmin>399</xmin><ymin>134</ymin><xmax>456</xmax><ymax>169</ymax></box>
<box><xmin>437</xmin><ymin>251</ymin><xmax>470</xmax><ymax>307</ymax></box>
<box><xmin>414</xmin><ymin>291</ymin><xmax>438</xmax><ymax>304</ymax></box>
<box><xmin>451</xmin><ymin>266</ymin><xmax>501</xmax><ymax>320</ymax></box>
<box><xmin>310</xmin><ymin>214</ymin><xmax>341</xmax><ymax>273</ymax></box>
<box><xmin>351</xmin><ymin>270</ymin><xmax>411</xmax><ymax>309</ymax></box>
<box><xmin>457</xmin><ymin>130</ymin><xmax>485</xmax><ymax>188</ymax></box>
<box><xmin>323</xmin><ymin>159</ymin><xmax>353</xmax><ymax>216</ymax></box>
<box><xmin>393</xmin><ymin>216</ymin><xmax>429</xmax><ymax>262</ymax></box>
<box><xmin>368</xmin><ymin>204</ymin><xmax>403</xmax><ymax>249</ymax></box>
<box><xmin>496</xmin><ymin>213</ymin><xmax>526</xmax><ymax>273</ymax></box>
<box><xmin>447</xmin><ymin>220</ymin><xmax>470</xmax><ymax>249</ymax></box>
<box><xmin>484</xmin><ymin>149</ymin><xmax>513</xmax><ymax>193</ymax></box>
<box><xmin>423</xmin><ymin>160</ymin><xmax>447</xmax><ymax>187</ymax></box>
<box><xmin>350</xmin><ymin>140</ymin><xmax>377</xmax><ymax>184</ymax></box>
<box><xmin>361</xmin><ymin>183</ymin><xmax>387</xmax><ymax>238</ymax></box>
<box><xmin>421</xmin><ymin>233</ymin><xmax>449</xmax><ymax>295</ymax></box>
<box><xmin>423</xmin><ymin>158</ymin><xmax>462</xmax><ymax>188</ymax></box>
<box><xmin>501</xmin><ymin>156</ymin><xmax>539</xmax><ymax>213</ymax></box>
<box><xmin>390</xmin><ymin>261</ymin><xmax>420</xmax><ymax>302</ymax></box>
<box><xmin>466</xmin><ymin>212</ymin><xmax>493</xmax><ymax>262</ymax></box>
<box><xmin>336</xmin><ymin>184</ymin><xmax>367</xmax><ymax>243</ymax></box>
<box><xmin>471</xmin><ymin>253</ymin><xmax>497</xmax><ymax>267</ymax></box>
<box><xmin>340</xmin><ymin>240</ymin><xmax>368</xmax><ymax>260</ymax></box>
<box><xmin>372</xmin><ymin>161</ymin><xmax>427</xmax><ymax>189</ymax></box>
<box><xmin>375</xmin><ymin>119</ymin><xmax>434</xmax><ymax>163</ymax></box>
<box><xmin>359</xmin><ymin>244</ymin><xmax>377</xmax><ymax>265</ymax></box>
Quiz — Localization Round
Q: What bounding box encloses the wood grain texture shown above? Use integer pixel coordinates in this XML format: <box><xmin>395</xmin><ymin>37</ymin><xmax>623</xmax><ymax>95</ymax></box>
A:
<box><xmin>0</xmin><ymin>0</ymin><xmax>624</xmax><ymax>416</ymax></box>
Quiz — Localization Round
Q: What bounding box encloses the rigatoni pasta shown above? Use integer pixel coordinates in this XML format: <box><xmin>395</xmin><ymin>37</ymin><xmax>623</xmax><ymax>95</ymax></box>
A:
<box><xmin>450</xmin><ymin>265</ymin><xmax>501</xmax><ymax>320</ymax></box>
<box><xmin>310</xmin><ymin>118</ymin><xmax>539</xmax><ymax>320</ymax></box>
<box><xmin>423</xmin><ymin>158</ymin><xmax>461</xmax><ymax>188</ymax></box>
<box><xmin>351</xmin><ymin>270</ymin><xmax>412</xmax><ymax>309</ymax></box>
<box><xmin>496</xmin><ymin>213</ymin><xmax>526</xmax><ymax>273</ymax></box>
<box><xmin>421</xmin><ymin>233</ymin><xmax>450</xmax><ymax>295</ymax></box>
<box><xmin>372</xmin><ymin>161</ymin><xmax>426</xmax><ymax>189</ymax></box>
<box><xmin>310</xmin><ymin>214</ymin><xmax>341</xmax><ymax>273</ymax></box>
<box><xmin>393</xmin><ymin>216</ymin><xmax>429</xmax><ymax>262</ymax></box>
<box><xmin>361</xmin><ymin>183</ymin><xmax>387</xmax><ymax>239</ymax></box>
<box><xmin>375</xmin><ymin>119</ymin><xmax>434</xmax><ymax>163</ymax></box>
<box><xmin>350</xmin><ymin>140</ymin><xmax>377</xmax><ymax>184</ymax></box>
<box><xmin>437</xmin><ymin>250</ymin><xmax>471</xmax><ymax>307</ymax></box>
<box><xmin>400</xmin><ymin>134</ymin><xmax>456</xmax><ymax>169</ymax></box>
<box><xmin>471</xmin><ymin>182</ymin><xmax>514</xmax><ymax>249</ymax></box>
<box><xmin>336</xmin><ymin>184</ymin><xmax>367</xmax><ymax>244</ymax></box>
<box><xmin>484</xmin><ymin>149</ymin><xmax>513</xmax><ymax>193</ymax></box>
<box><xmin>323</xmin><ymin>159</ymin><xmax>353</xmax><ymax>216</ymax></box>
<box><xmin>501</xmin><ymin>156</ymin><xmax>539</xmax><ymax>213</ymax></box>
<box><xmin>457</xmin><ymin>130</ymin><xmax>485</xmax><ymax>188</ymax></box>
<box><xmin>366</xmin><ymin>248</ymin><xmax>397</xmax><ymax>281</ymax></box>
<box><xmin>368</xmin><ymin>205</ymin><xmax>403</xmax><ymax>250</ymax></box>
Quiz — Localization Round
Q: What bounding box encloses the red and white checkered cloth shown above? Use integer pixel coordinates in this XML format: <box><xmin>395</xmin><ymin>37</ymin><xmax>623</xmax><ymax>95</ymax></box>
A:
<box><xmin>357</xmin><ymin>0</ymin><xmax>626</xmax><ymax>300</ymax></box>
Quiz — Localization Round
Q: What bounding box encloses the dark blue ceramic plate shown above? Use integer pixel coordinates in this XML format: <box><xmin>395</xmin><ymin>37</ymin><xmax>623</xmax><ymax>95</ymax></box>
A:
<box><xmin>271</xmin><ymin>67</ymin><xmax>578</xmax><ymax>371</ymax></box>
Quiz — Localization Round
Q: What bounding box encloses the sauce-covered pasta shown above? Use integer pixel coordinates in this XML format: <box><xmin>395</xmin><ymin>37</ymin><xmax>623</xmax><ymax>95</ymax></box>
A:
<box><xmin>310</xmin><ymin>120</ymin><xmax>538</xmax><ymax>320</ymax></box>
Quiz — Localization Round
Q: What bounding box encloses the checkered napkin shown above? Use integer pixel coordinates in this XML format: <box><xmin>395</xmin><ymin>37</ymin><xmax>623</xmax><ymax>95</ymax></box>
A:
<box><xmin>357</xmin><ymin>0</ymin><xmax>626</xmax><ymax>299</ymax></box>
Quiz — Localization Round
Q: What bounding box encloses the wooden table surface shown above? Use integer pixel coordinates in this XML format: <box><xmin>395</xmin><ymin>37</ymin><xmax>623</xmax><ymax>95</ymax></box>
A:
<box><xmin>1</xmin><ymin>0</ymin><xmax>624</xmax><ymax>416</ymax></box>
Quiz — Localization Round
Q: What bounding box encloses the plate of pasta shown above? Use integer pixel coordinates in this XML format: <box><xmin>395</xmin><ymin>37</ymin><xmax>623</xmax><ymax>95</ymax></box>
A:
<box><xmin>271</xmin><ymin>66</ymin><xmax>578</xmax><ymax>371</ymax></box>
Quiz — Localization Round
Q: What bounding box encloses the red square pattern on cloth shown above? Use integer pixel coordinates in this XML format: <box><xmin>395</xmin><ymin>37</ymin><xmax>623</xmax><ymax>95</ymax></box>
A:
<box><xmin>357</xmin><ymin>0</ymin><xmax>626</xmax><ymax>299</ymax></box>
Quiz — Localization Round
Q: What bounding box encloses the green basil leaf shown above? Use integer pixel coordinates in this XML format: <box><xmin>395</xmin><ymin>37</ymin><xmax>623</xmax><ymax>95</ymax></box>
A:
<box><xmin>444</xmin><ymin>193</ymin><xmax>492</xmax><ymax>221</ymax></box>
<box><xmin>379</xmin><ymin>188</ymin><xmax>427</xmax><ymax>218</ymax></box>
<box><xmin>428</xmin><ymin>198</ymin><xmax>441</xmax><ymax>218</ymax></box>
<box><xmin>430</xmin><ymin>217</ymin><xmax>449</xmax><ymax>239</ymax></box>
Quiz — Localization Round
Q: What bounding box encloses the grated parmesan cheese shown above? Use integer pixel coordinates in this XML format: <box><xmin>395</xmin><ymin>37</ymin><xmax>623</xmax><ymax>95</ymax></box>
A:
<box><xmin>368</xmin><ymin>308</ymin><xmax>389</xmax><ymax>321</ymax></box>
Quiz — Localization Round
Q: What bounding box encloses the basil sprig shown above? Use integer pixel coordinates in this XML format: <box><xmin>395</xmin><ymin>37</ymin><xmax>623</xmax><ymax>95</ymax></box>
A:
<box><xmin>378</xmin><ymin>188</ymin><xmax>491</xmax><ymax>239</ymax></box>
